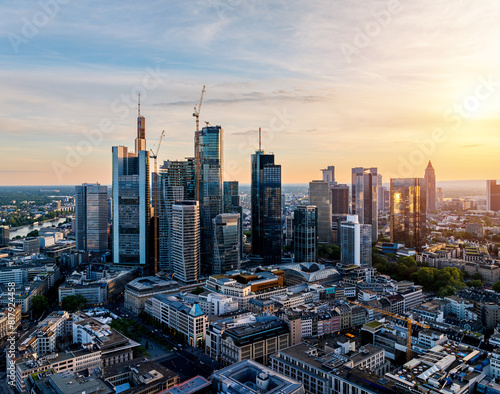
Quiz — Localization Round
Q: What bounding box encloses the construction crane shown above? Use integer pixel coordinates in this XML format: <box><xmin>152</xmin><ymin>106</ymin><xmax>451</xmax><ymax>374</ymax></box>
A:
<box><xmin>193</xmin><ymin>85</ymin><xmax>206</xmax><ymax>202</ymax></box>
<box><xmin>150</xmin><ymin>130</ymin><xmax>165</xmax><ymax>274</ymax></box>
<box><xmin>348</xmin><ymin>300</ymin><xmax>430</xmax><ymax>362</ymax></box>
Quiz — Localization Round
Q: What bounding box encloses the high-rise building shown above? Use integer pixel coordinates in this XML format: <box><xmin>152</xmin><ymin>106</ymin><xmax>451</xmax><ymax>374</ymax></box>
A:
<box><xmin>251</xmin><ymin>149</ymin><xmax>282</xmax><ymax>264</ymax></box>
<box><xmin>223</xmin><ymin>181</ymin><xmax>243</xmax><ymax>260</ymax></box>
<box><xmin>309</xmin><ymin>180</ymin><xmax>332</xmax><ymax>244</ymax></box>
<box><xmin>331</xmin><ymin>184</ymin><xmax>349</xmax><ymax>215</ymax></box>
<box><xmin>213</xmin><ymin>213</ymin><xmax>241</xmax><ymax>274</ymax></box>
<box><xmin>352</xmin><ymin>167</ymin><xmax>378</xmax><ymax>242</ymax></box>
<box><xmin>112</xmin><ymin>102</ymin><xmax>150</xmax><ymax>267</ymax></box>
<box><xmin>390</xmin><ymin>178</ymin><xmax>427</xmax><ymax>250</ymax></box>
<box><xmin>172</xmin><ymin>201</ymin><xmax>200</xmax><ymax>284</ymax></box>
<box><xmin>340</xmin><ymin>215</ymin><xmax>372</xmax><ymax>266</ymax></box>
<box><xmin>487</xmin><ymin>180</ymin><xmax>500</xmax><ymax>211</ymax></box>
<box><xmin>75</xmin><ymin>183</ymin><xmax>108</xmax><ymax>253</ymax></box>
<box><xmin>425</xmin><ymin>161</ymin><xmax>436</xmax><ymax>212</ymax></box>
<box><xmin>0</xmin><ymin>226</ymin><xmax>9</xmax><ymax>247</ymax></box>
<box><xmin>377</xmin><ymin>174</ymin><xmax>387</xmax><ymax>212</ymax></box>
<box><xmin>198</xmin><ymin>126</ymin><xmax>223</xmax><ymax>274</ymax></box>
<box><xmin>158</xmin><ymin>158</ymin><xmax>195</xmax><ymax>272</ymax></box>
<box><xmin>321</xmin><ymin>166</ymin><xmax>336</xmax><ymax>186</ymax></box>
<box><xmin>293</xmin><ymin>205</ymin><xmax>318</xmax><ymax>263</ymax></box>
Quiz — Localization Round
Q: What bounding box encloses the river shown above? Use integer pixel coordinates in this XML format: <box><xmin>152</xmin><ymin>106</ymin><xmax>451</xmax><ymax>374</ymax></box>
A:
<box><xmin>8</xmin><ymin>217</ymin><xmax>72</xmax><ymax>238</ymax></box>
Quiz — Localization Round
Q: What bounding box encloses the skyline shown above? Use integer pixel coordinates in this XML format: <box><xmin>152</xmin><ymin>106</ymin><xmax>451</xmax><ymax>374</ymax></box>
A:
<box><xmin>2</xmin><ymin>1</ymin><xmax>500</xmax><ymax>185</ymax></box>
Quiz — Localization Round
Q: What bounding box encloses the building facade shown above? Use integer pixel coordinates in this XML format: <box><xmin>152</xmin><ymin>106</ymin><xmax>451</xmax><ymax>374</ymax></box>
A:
<box><xmin>424</xmin><ymin>161</ymin><xmax>436</xmax><ymax>212</ymax></box>
<box><xmin>213</xmin><ymin>213</ymin><xmax>241</xmax><ymax>274</ymax></box>
<box><xmin>340</xmin><ymin>215</ymin><xmax>372</xmax><ymax>266</ymax></box>
<box><xmin>309</xmin><ymin>180</ymin><xmax>332</xmax><ymax>244</ymax></box>
<box><xmin>75</xmin><ymin>183</ymin><xmax>108</xmax><ymax>253</ymax></box>
<box><xmin>487</xmin><ymin>180</ymin><xmax>500</xmax><ymax>211</ymax></box>
<box><xmin>352</xmin><ymin>167</ymin><xmax>378</xmax><ymax>242</ymax></box>
<box><xmin>293</xmin><ymin>205</ymin><xmax>318</xmax><ymax>263</ymax></box>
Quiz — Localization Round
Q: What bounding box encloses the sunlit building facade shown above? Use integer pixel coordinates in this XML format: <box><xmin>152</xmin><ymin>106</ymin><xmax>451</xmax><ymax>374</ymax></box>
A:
<box><xmin>213</xmin><ymin>213</ymin><xmax>241</xmax><ymax>274</ymax></box>
<box><xmin>487</xmin><ymin>180</ymin><xmax>500</xmax><ymax>211</ymax></box>
<box><xmin>352</xmin><ymin>167</ymin><xmax>378</xmax><ymax>242</ymax></box>
<box><xmin>309</xmin><ymin>180</ymin><xmax>332</xmax><ymax>244</ymax></box>
<box><xmin>425</xmin><ymin>161</ymin><xmax>436</xmax><ymax>212</ymax></box>
<box><xmin>293</xmin><ymin>205</ymin><xmax>318</xmax><ymax>263</ymax></box>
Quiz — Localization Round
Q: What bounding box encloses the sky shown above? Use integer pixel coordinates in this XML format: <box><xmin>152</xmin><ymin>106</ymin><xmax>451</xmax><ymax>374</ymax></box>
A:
<box><xmin>1</xmin><ymin>0</ymin><xmax>500</xmax><ymax>185</ymax></box>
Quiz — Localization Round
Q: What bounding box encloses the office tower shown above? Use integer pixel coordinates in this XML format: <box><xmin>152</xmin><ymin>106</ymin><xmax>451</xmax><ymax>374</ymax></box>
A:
<box><xmin>377</xmin><ymin>174</ymin><xmax>386</xmax><ymax>212</ymax></box>
<box><xmin>223</xmin><ymin>181</ymin><xmax>244</xmax><ymax>260</ymax></box>
<box><xmin>213</xmin><ymin>213</ymin><xmax>241</xmax><ymax>274</ymax></box>
<box><xmin>340</xmin><ymin>215</ymin><xmax>372</xmax><ymax>266</ymax></box>
<box><xmin>436</xmin><ymin>187</ymin><xmax>444</xmax><ymax>206</ymax></box>
<box><xmin>112</xmin><ymin>103</ymin><xmax>150</xmax><ymax>267</ymax></box>
<box><xmin>172</xmin><ymin>201</ymin><xmax>200</xmax><ymax>284</ymax></box>
<box><xmin>251</xmin><ymin>148</ymin><xmax>282</xmax><ymax>264</ymax></box>
<box><xmin>487</xmin><ymin>180</ymin><xmax>500</xmax><ymax>211</ymax></box>
<box><xmin>390</xmin><ymin>178</ymin><xmax>427</xmax><ymax>250</ymax></box>
<box><xmin>285</xmin><ymin>215</ymin><xmax>294</xmax><ymax>247</ymax></box>
<box><xmin>75</xmin><ymin>183</ymin><xmax>108</xmax><ymax>253</ymax></box>
<box><xmin>309</xmin><ymin>180</ymin><xmax>332</xmax><ymax>244</ymax></box>
<box><xmin>351</xmin><ymin>167</ymin><xmax>378</xmax><ymax>242</ymax></box>
<box><xmin>223</xmin><ymin>181</ymin><xmax>238</xmax><ymax>212</ymax></box>
<box><xmin>107</xmin><ymin>197</ymin><xmax>113</xmax><ymax>223</ymax></box>
<box><xmin>0</xmin><ymin>226</ymin><xmax>9</xmax><ymax>247</ymax></box>
<box><xmin>293</xmin><ymin>205</ymin><xmax>318</xmax><ymax>263</ymax></box>
<box><xmin>158</xmin><ymin>158</ymin><xmax>195</xmax><ymax>271</ymax></box>
<box><xmin>333</xmin><ymin>214</ymin><xmax>348</xmax><ymax>246</ymax></box>
<box><xmin>198</xmin><ymin>125</ymin><xmax>223</xmax><ymax>274</ymax></box>
<box><xmin>321</xmin><ymin>166</ymin><xmax>336</xmax><ymax>186</ymax></box>
<box><xmin>425</xmin><ymin>161</ymin><xmax>436</xmax><ymax>212</ymax></box>
<box><xmin>331</xmin><ymin>184</ymin><xmax>349</xmax><ymax>215</ymax></box>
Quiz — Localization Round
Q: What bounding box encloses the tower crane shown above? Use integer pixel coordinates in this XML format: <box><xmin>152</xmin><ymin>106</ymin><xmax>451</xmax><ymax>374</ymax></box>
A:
<box><xmin>348</xmin><ymin>300</ymin><xmax>430</xmax><ymax>362</ymax></box>
<box><xmin>193</xmin><ymin>85</ymin><xmax>206</xmax><ymax>202</ymax></box>
<box><xmin>150</xmin><ymin>130</ymin><xmax>165</xmax><ymax>274</ymax></box>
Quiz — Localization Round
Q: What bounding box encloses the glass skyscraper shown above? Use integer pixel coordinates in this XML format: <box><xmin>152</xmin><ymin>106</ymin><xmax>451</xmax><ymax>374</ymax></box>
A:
<box><xmin>390</xmin><ymin>178</ymin><xmax>427</xmax><ymax>250</ymax></box>
<box><xmin>251</xmin><ymin>150</ymin><xmax>282</xmax><ymax>264</ymax></box>
<box><xmin>75</xmin><ymin>183</ymin><xmax>108</xmax><ymax>253</ymax></box>
<box><xmin>293</xmin><ymin>205</ymin><xmax>318</xmax><ymax>263</ymax></box>
<box><xmin>223</xmin><ymin>180</ymin><xmax>244</xmax><ymax>260</ymax></box>
<box><xmin>198</xmin><ymin>125</ymin><xmax>223</xmax><ymax>274</ymax></box>
<box><xmin>309</xmin><ymin>180</ymin><xmax>332</xmax><ymax>244</ymax></box>
<box><xmin>425</xmin><ymin>161</ymin><xmax>436</xmax><ymax>212</ymax></box>
<box><xmin>213</xmin><ymin>213</ymin><xmax>241</xmax><ymax>274</ymax></box>
<box><xmin>352</xmin><ymin>167</ymin><xmax>378</xmax><ymax>242</ymax></box>
<box><xmin>158</xmin><ymin>158</ymin><xmax>195</xmax><ymax>272</ymax></box>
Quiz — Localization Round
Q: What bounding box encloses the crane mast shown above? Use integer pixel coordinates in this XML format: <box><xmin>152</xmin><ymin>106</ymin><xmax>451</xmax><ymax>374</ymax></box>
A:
<box><xmin>150</xmin><ymin>130</ymin><xmax>165</xmax><ymax>274</ymax></box>
<box><xmin>347</xmin><ymin>300</ymin><xmax>429</xmax><ymax>362</ymax></box>
<box><xmin>193</xmin><ymin>85</ymin><xmax>206</xmax><ymax>202</ymax></box>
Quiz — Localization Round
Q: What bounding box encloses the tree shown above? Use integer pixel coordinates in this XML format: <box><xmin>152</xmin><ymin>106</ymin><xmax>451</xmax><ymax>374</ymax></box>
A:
<box><xmin>492</xmin><ymin>280</ymin><xmax>500</xmax><ymax>293</ymax></box>
<box><xmin>468</xmin><ymin>280</ymin><xmax>483</xmax><ymax>289</ymax></box>
<box><xmin>32</xmin><ymin>295</ymin><xmax>48</xmax><ymax>316</ymax></box>
<box><xmin>62</xmin><ymin>295</ymin><xmax>87</xmax><ymax>312</ymax></box>
<box><xmin>191</xmin><ymin>287</ymin><xmax>204</xmax><ymax>295</ymax></box>
<box><xmin>27</xmin><ymin>229</ymin><xmax>39</xmax><ymax>237</ymax></box>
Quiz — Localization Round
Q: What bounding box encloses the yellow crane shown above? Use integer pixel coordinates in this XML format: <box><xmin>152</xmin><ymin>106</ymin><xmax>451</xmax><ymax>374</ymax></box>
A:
<box><xmin>348</xmin><ymin>300</ymin><xmax>430</xmax><ymax>362</ymax></box>
<box><xmin>150</xmin><ymin>130</ymin><xmax>165</xmax><ymax>274</ymax></box>
<box><xmin>193</xmin><ymin>85</ymin><xmax>206</xmax><ymax>202</ymax></box>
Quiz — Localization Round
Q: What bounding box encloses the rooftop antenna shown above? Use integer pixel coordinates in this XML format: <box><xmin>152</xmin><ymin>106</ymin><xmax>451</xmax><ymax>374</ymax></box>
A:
<box><xmin>259</xmin><ymin>127</ymin><xmax>262</xmax><ymax>151</ymax></box>
<box><xmin>138</xmin><ymin>93</ymin><xmax>141</xmax><ymax>117</ymax></box>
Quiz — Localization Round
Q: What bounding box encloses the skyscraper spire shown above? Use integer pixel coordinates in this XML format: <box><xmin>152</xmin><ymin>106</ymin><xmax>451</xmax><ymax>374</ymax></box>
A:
<box><xmin>138</xmin><ymin>93</ymin><xmax>141</xmax><ymax>117</ymax></box>
<box><xmin>259</xmin><ymin>127</ymin><xmax>261</xmax><ymax>151</ymax></box>
<box><xmin>135</xmin><ymin>93</ymin><xmax>146</xmax><ymax>153</ymax></box>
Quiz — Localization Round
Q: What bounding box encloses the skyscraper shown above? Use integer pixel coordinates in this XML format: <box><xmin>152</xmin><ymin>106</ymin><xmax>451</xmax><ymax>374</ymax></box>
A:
<box><xmin>321</xmin><ymin>166</ymin><xmax>336</xmax><ymax>186</ymax></box>
<box><xmin>158</xmin><ymin>158</ymin><xmax>195</xmax><ymax>271</ymax></box>
<box><xmin>223</xmin><ymin>181</ymin><xmax>243</xmax><ymax>260</ymax></box>
<box><xmin>309</xmin><ymin>180</ymin><xmax>332</xmax><ymax>244</ymax></box>
<box><xmin>172</xmin><ymin>201</ymin><xmax>200</xmax><ymax>284</ymax></box>
<box><xmin>0</xmin><ymin>226</ymin><xmax>9</xmax><ymax>247</ymax></box>
<box><xmin>390</xmin><ymin>178</ymin><xmax>427</xmax><ymax>250</ymax></box>
<box><xmin>340</xmin><ymin>215</ymin><xmax>371</xmax><ymax>266</ymax></box>
<box><xmin>112</xmin><ymin>101</ymin><xmax>150</xmax><ymax>267</ymax></box>
<box><xmin>251</xmin><ymin>148</ymin><xmax>282</xmax><ymax>264</ymax></box>
<box><xmin>487</xmin><ymin>180</ymin><xmax>500</xmax><ymax>211</ymax></box>
<box><xmin>351</xmin><ymin>167</ymin><xmax>378</xmax><ymax>242</ymax></box>
<box><xmin>213</xmin><ymin>213</ymin><xmax>241</xmax><ymax>274</ymax></box>
<box><xmin>424</xmin><ymin>161</ymin><xmax>436</xmax><ymax>212</ymax></box>
<box><xmin>377</xmin><ymin>174</ymin><xmax>386</xmax><ymax>212</ymax></box>
<box><xmin>293</xmin><ymin>205</ymin><xmax>318</xmax><ymax>263</ymax></box>
<box><xmin>75</xmin><ymin>183</ymin><xmax>108</xmax><ymax>253</ymax></box>
<box><xmin>198</xmin><ymin>125</ymin><xmax>223</xmax><ymax>274</ymax></box>
<box><xmin>331</xmin><ymin>184</ymin><xmax>350</xmax><ymax>215</ymax></box>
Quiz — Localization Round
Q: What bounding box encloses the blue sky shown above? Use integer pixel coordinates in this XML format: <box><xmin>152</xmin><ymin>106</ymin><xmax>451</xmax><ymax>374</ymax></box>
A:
<box><xmin>1</xmin><ymin>0</ymin><xmax>500</xmax><ymax>185</ymax></box>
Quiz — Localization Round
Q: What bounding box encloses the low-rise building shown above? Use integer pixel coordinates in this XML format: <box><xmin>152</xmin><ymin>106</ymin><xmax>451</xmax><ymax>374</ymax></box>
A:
<box><xmin>124</xmin><ymin>276</ymin><xmax>179</xmax><ymax>315</ymax></box>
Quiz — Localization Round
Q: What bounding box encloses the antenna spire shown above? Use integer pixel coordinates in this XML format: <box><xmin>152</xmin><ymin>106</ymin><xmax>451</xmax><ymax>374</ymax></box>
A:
<box><xmin>259</xmin><ymin>127</ymin><xmax>261</xmax><ymax>151</ymax></box>
<box><xmin>138</xmin><ymin>93</ymin><xmax>141</xmax><ymax>117</ymax></box>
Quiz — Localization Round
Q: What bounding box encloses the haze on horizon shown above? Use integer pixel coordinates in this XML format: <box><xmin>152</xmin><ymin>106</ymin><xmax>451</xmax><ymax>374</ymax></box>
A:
<box><xmin>1</xmin><ymin>0</ymin><xmax>499</xmax><ymax>186</ymax></box>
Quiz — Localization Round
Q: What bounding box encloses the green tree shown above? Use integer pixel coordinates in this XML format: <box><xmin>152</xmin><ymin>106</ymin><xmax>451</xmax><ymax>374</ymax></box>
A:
<box><xmin>62</xmin><ymin>295</ymin><xmax>87</xmax><ymax>312</ymax></box>
<box><xmin>492</xmin><ymin>280</ymin><xmax>500</xmax><ymax>293</ymax></box>
<box><xmin>191</xmin><ymin>286</ymin><xmax>204</xmax><ymax>295</ymax></box>
<box><xmin>27</xmin><ymin>229</ymin><xmax>39</xmax><ymax>237</ymax></box>
<box><xmin>32</xmin><ymin>295</ymin><xmax>48</xmax><ymax>316</ymax></box>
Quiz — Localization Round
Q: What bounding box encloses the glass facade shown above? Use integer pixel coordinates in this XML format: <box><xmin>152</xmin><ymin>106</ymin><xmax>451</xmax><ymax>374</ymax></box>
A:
<box><xmin>352</xmin><ymin>167</ymin><xmax>378</xmax><ymax>242</ymax></box>
<box><xmin>158</xmin><ymin>158</ymin><xmax>195</xmax><ymax>272</ymax></box>
<box><xmin>390</xmin><ymin>177</ymin><xmax>427</xmax><ymax>250</ymax></box>
<box><xmin>198</xmin><ymin>126</ymin><xmax>223</xmax><ymax>274</ymax></box>
<box><xmin>75</xmin><ymin>183</ymin><xmax>108</xmax><ymax>252</ymax></box>
<box><xmin>309</xmin><ymin>180</ymin><xmax>332</xmax><ymax>243</ymax></box>
<box><xmin>213</xmin><ymin>213</ymin><xmax>241</xmax><ymax>274</ymax></box>
<box><xmin>251</xmin><ymin>150</ymin><xmax>282</xmax><ymax>264</ymax></box>
<box><xmin>293</xmin><ymin>205</ymin><xmax>318</xmax><ymax>263</ymax></box>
